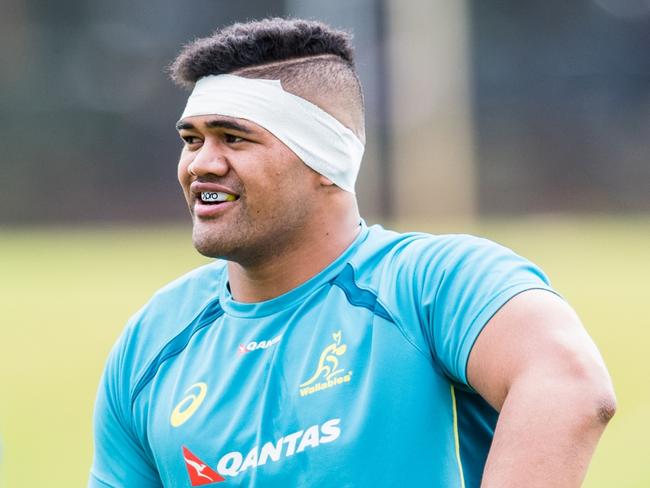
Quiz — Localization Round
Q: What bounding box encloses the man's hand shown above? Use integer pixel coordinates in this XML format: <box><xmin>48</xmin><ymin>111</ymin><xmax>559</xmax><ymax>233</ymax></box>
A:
<box><xmin>467</xmin><ymin>290</ymin><xmax>616</xmax><ymax>487</ymax></box>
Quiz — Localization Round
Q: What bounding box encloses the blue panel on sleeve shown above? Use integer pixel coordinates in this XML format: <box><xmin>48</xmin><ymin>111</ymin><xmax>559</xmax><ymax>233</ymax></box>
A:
<box><xmin>331</xmin><ymin>264</ymin><xmax>394</xmax><ymax>323</ymax></box>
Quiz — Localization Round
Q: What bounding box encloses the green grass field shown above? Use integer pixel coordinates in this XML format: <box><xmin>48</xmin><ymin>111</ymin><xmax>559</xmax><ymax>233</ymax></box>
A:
<box><xmin>1</xmin><ymin>216</ymin><xmax>648</xmax><ymax>487</ymax></box>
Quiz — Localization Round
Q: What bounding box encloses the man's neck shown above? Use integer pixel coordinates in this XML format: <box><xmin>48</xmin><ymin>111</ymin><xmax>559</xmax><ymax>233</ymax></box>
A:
<box><xmin>226</xmin><ymin>212</ymin><xmax>361</xmax><ymax>303</ymax></box>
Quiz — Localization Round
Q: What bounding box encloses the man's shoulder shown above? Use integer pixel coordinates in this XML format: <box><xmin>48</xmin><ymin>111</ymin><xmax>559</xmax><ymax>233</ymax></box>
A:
<box><xmin>108</xmin><ymin>260</ymin><xmax>227</xmax><ymax>381</ymax></box>
<box><xmin>352</xmin><ymin>225</ymin><xmax>536</xmax><ymax>300</ymax></box>
<box><xmin>151</xmin><ymin>259</ymin><xmax>227</xmax><ymax>305</ymax></box>
<box><xmin>134</xmin><ymin>259</ymin><xmax>226</xmax><ymax>334</ymax></box>
<box><xmin>356</xmin><ymin>224</ymin><xmax>500</xmax><ymax>273</ymax></box>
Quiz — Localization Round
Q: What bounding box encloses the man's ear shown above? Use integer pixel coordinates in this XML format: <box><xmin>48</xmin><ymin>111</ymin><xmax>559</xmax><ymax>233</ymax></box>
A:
<box><xmin>319</xmin><ymin>175</ymin><xmax>335</xmax><ymax>187</ymax></box>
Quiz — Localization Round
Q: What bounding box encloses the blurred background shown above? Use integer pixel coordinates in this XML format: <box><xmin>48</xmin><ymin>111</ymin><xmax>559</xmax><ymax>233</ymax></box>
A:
<box><xmin>0</xmin><ymin>0</ymin><xmax>648</xmax><ymax>486</ymax></box>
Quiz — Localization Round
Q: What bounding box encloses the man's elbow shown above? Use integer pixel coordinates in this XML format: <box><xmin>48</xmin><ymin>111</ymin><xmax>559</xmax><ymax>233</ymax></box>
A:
<box><xmin>566</xmin><ymin>351</ymin><xmax>617</xmax><ymax>426</ymax></box>
<box><xmin>520</xmin><ymin>336</ymin><xmax>618</xmax><ymax>429</ymax></box>
<box><xmin>556</xmin><ymin>376</ymin><xmax>616</xmax><ymax>430</ymax></box>
<box><xmin>595</xmin><ymin>390</ymin><xmax>617</xmax><ymax>424</ymax></box>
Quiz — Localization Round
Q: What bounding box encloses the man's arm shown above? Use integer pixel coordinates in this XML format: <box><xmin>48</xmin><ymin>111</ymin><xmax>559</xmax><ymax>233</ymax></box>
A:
<box><xmin>90</xmin><ymin>342</ymin><xmax>162</xmax><ymax>488</ymax></box>
<box><xmin>467</xmin><ymin>289</ymin><xmax>616</xmax><ymax>487</ymax></box>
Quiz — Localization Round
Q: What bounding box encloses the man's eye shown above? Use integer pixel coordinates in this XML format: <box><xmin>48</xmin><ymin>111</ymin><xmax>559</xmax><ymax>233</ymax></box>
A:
<box><xmin>181</xmin><ymin>135</ymin><xmax>201</xmax><ymax>145</ymax></box>
<box><xmin>225</xmin><ymin>134</ymin><xmax>244</xmax><ymax>144</ymax></box>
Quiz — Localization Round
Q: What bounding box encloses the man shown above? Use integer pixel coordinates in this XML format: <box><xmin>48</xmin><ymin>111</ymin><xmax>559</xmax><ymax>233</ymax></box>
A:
<box><xmin>90</xmin><ymin>18</ymin><xmax>616</xmax><ymax>487</ymax></box>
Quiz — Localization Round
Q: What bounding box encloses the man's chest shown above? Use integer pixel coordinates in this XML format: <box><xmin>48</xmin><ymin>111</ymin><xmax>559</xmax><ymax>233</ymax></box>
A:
<box><xmin>137</xmin><ymin>298</ymin><xmax>459</xmax><ymax>487</ymax></box>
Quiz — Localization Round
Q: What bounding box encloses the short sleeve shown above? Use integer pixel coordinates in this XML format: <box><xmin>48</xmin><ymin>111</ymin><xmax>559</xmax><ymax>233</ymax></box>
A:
<box><xmin>423</xmin><ymin>235</ymin><xmax>556</xmax><ymax>386</ymax></box>
<box><xmin>89</xmin><ymin>335</ymin><xmax>162</xmax><ymax>488</ymax></box>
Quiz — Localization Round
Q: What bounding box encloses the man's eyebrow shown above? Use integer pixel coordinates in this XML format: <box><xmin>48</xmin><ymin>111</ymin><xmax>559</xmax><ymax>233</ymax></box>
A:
<box><xmin>175</xmin><ymin>121</ymin><xmax>195</xmax><ymax>131</ymax></box>
<box><xmin>205</xmin><ymin>118</ymin><xmax>253</xmax><ymax>133</ymax></box>
<box><xmin>175</xmin><ymin>118</ymin><xmax>253</xmax><ymax>134</ymax></box>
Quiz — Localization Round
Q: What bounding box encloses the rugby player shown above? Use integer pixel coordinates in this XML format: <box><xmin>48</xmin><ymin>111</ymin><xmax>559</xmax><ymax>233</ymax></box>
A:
<box><xmin>89</xmin><ymin>17</ymin><xmax>616</xmax><ymax>487</ymax></box>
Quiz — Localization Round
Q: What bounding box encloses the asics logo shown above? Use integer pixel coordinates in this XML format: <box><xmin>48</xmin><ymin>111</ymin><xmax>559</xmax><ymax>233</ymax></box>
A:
<box><xmin>171</xmin><ymin>382</ymin><xmax>208</xmax><ymax>427</ymax></box>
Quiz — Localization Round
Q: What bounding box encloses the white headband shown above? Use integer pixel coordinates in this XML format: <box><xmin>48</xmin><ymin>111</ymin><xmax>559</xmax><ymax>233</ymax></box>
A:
<box><xmin>179</xmin><ymin>74</ymin><xmax>364</xmax><ymax>193</ymax></box>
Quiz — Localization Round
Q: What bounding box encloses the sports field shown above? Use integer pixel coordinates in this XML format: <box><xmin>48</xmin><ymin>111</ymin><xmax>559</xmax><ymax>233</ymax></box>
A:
<box><xmin>0</xmin><ymin>216</ymin><xmax>648</xmax><ymax>487</ymax></box>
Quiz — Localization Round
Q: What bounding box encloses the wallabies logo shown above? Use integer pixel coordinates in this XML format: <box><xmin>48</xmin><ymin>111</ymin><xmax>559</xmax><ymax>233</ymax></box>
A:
<box><xmin>300</xmin><ymin>331</ymin><xmax>353</xmax><ymax>397</ymax></box>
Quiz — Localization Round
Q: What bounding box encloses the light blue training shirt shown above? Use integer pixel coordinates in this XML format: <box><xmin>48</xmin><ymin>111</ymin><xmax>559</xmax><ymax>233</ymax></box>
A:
<box><xmin>90</xmin><ymin>222</ymin><xmax>555</xmax><ymax>487</ymax></box>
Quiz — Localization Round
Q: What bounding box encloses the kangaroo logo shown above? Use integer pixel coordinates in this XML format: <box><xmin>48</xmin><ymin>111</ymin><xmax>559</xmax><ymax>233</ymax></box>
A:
<box><xmin>300</xmin><ymin>331</ymin><xmax>352</xmax><ymax>394</ymax></box>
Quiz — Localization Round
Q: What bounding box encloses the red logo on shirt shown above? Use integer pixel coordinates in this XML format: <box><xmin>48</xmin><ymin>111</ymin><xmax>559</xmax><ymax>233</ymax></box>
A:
<box><xmin>237</xmin><ymin>334</ymin><xmax>282</xmax><ymax>356</ymax></box>
<box><xmin>183</xmin><ymin>446</ymin><xmax>225</xmax><ymax>485</ymax></box>
<box><xmin>179</xmin><ymin>418</ymin><xmax>341</xmax><ymax>483</ymax></box>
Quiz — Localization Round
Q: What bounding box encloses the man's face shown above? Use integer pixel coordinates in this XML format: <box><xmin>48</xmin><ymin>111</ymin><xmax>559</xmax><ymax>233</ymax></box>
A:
<box><xmin>177</xmin><ymin>114</ymin><xmax>321</xmax><ymax>264</ymax></box>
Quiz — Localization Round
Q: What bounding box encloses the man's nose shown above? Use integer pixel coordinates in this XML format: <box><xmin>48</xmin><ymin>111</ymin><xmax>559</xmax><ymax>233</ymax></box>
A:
<box><xmin>187</xmin><ymin>141</ymin><xmax>230</xmax><ymax>177</ymax></box>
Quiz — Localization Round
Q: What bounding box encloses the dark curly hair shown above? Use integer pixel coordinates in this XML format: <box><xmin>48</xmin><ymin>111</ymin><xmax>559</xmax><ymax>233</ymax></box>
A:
<box><xmin>169</xmin><ymin>18</ymin><xmax>365</xmax><ymax>141</ymax></box>
<box><xmin>169</xmin><ymin>18</ymin><xmax>356</xmax><ymax>87</ymax></box>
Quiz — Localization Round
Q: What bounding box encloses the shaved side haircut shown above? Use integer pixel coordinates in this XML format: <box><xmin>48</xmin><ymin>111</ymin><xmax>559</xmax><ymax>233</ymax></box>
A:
<box><xmin>169</xmin><ymin>18</ymin><xmax>365</xmax><ymax>141</ymax></box>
